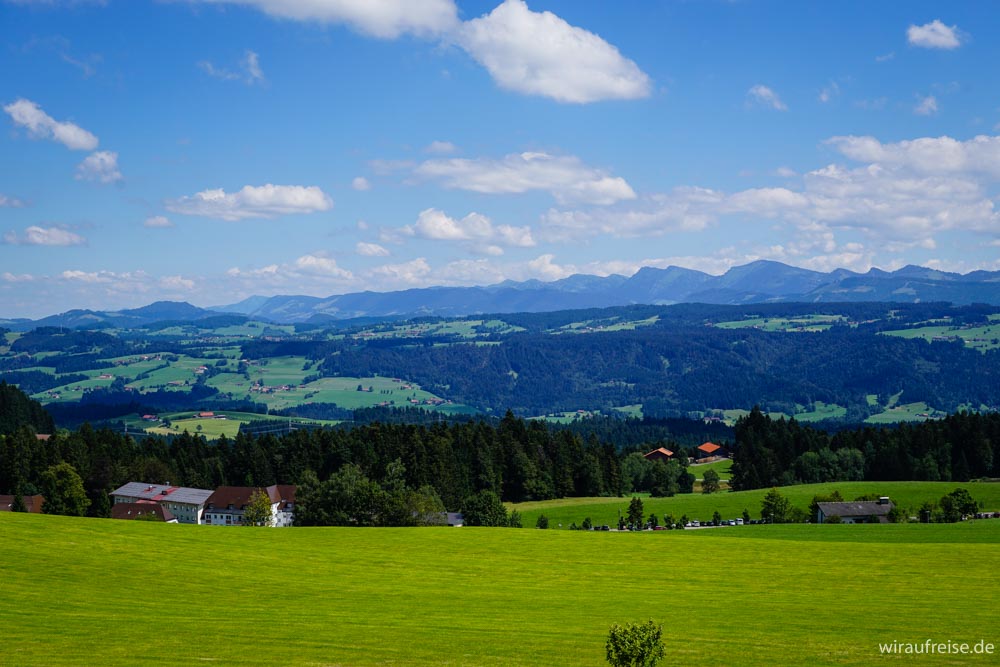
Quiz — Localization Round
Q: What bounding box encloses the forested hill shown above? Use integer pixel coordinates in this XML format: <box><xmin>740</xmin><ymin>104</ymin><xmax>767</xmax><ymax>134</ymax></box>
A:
<box><xmin>316</xmin><ymin>324</ymin><xmax>999</xmax><ymax>419</ymax></box>
<box><xmin>0</xmin><ymin>381</ymin><xmax>54</xmax><ymax>435</ymax></box>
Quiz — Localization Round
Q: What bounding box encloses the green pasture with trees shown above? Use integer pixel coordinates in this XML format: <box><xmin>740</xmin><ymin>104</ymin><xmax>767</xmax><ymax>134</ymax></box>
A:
<box><xmin>1</xmin><ymin>513</ymin><xmax>997</xmax><ymax>666</ymax></box>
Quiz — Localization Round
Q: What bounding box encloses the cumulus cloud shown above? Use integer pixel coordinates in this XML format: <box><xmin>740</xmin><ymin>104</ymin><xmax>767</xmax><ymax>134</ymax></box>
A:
<box><xmin>3</xmin><ymin>225</ymin><xmax>86</xmax><ymax>246</ymax></box>
<box><xmin>454</xmin><ymin>0</ymin><xmax>651</xmax><ymax>103</ymax></box>
<box><xmin>143</xmin><ymin>215</ymin><xmax>174</xmax><ymax>228</ymax></box>
<box><xmin>367</xmin><ymin>257</ymin><xmax>432</xmax><ymax>286</ymax></box>
<box><xmin>351</xmin><ymin>176</ymin><xmax>371</xmax><ymax>191</ymax></box>
<box><xmin>291</xmin><ymin>253</ymin><xmax>353</xmax><ymax>278</ymax></box>
<box><xmin>167</xmin><ymin>184</ymin><xmax>333</xmax><ymax>220</ymax></box>
<box><xmin>3</xmin><ymin>98</ymin><xmax>98</xmax><ymax>150</ymax></box>
<box><xmin>825</xmin><ymin>134</ymin><xmax>1000</xmax><ymax>179</ymax></box>
<box><xmin>401</xmin><ymin>208</ymin><xmax>535</xmax><ymax>255</ymax></box>
<box><xmin>415</xmin><ymin>151</ymin><xmax>636</xmax><ymax>205</ymax></box>
<box><xmin>0</xmin><ymin>194</ymin><xmax>26</xmax><ymax>208</ymax></box>
<box><xmin>907</xmin><ymin>19</ymin><xmax>963</xmax><ymax>49</ymax></box>
<box><xmin>747</xmin><ymin>84</ymin><xmax>788</xmax><ymax>111</ymax></box>
<box><xmin>184</xmin><ymin>0</ymin><xmax>459</xmax><ymax>38</ymax></box>
<box><xmin>75</xmin><ymin>150</ymin><xmax>122</xmax><ymax>183</ymax></box>
<box><xmin>543</xmin><ymin>131</ymin><xmax>1000</xmax><ymax>248</ymax></box>
<box><xmin>356</xmin><ymin>241</ymin><xmax>390</xmax><ymax>257</ymax></box>
<box><xmin>914</xmin><ymin>95</ymin><xmax>938</xmax><ymax>116</ymax></box>
<box><xmin>199</xmin><ymin>50</ymin><xmax>265</xmax><ymax>84</ymax></box>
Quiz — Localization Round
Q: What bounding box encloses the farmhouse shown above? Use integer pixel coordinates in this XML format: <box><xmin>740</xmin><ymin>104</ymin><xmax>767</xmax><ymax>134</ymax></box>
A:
<box><xmin>0</xmin><ymin>494</ymin><xmax>45</xmax><ymax>513</ymax></box>
<box><xmin>111</xmin><ymin>503</ymin><xmax>178</xmax><ymax>523</ymax></box>
<box><xmin>696</xmin><ymin>441</ymin><xmax>729</xmax><ymax>459</ymax></box>
<box><xmin>111</xmin><ymin>482</ymin><xmax>213</xmax><ymax>525</ymax></box>
<box><xmin>643</xmin><ymin>447</ymin><xmax>674</xmax><ymax>463</ymax></box>
<box><xmin>817</xmin><ymin>497</ymin><xmax>894</xmax><ymax>524</ymax></box>
<box><xmin>203</xmin><ymin>485</ymin><xmax>296</xmax><ymax>527</ymax></box>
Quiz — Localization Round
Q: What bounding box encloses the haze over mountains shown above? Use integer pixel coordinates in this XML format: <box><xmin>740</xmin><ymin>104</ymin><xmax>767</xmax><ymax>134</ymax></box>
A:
<box><xmin>5</xmin><ymin>260</ymin><xmax>1000</xmax><ymax>329</ymax></box>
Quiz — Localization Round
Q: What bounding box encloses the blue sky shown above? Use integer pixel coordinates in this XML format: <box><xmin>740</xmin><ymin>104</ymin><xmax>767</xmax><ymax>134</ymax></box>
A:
<box><xmin>2</xmin><ymin>0</ymin><xmax>999</xmax><ymax>317</ymax></box>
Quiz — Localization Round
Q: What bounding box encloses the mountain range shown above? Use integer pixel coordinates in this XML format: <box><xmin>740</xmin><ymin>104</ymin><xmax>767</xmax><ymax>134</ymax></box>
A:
<box><xmin>4</xmin><ymin>260</ymin><xmax>1000</xmax><ymax>329</ymax></box>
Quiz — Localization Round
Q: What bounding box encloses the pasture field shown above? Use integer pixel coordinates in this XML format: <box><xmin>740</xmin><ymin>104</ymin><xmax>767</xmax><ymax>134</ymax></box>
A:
<box><xmin>881</xmin><ymin>323</ymin><xmax>1000</xmax><ymax>351</ymax></box>
<box><xmin>689</xmin><ymin>457</ymin><xmax>732</xmax><ymax>481</ymax></box>
<box><xmin>714</xmin><ymin>314</ymin><xmax>847</xmax><ymax>332</ymax></box>
<box><xmin>865</xmin><ymin>402</ymin><xmax>947</xmax><ymax>424</ymax></box>
<box><xmin>1</xmin><ymin>513</ymin><xmax>997</xmax><ymax>666</ymax></box>
<box><xmin>510</xmin><ymin>481</ymin><xmax>1000</xmax><ymax>529</ymax></box>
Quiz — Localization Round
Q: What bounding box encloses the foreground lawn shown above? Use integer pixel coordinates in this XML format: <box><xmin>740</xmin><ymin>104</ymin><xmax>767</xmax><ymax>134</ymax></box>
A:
<box><xmin>1</xmin><ymin>514</ymin><xmax>998</xmax><ymax>666</ymax></box>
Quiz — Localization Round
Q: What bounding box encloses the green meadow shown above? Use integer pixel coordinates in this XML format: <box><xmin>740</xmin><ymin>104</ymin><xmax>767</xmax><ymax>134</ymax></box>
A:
<box><xmin>510</xmin><ymin>481</ymin><xmax>1000</xmax><ymax>529</ymax></box>
<box><xmin>1</xmin><ymin>513</ymin><xmax>997</xmax><ymax>666</ymax></box>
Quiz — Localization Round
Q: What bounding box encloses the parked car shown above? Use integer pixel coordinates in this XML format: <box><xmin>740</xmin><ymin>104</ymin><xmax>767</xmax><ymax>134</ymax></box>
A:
<box><xmin>691</xmin><ymin>520</ymin><xmax>700</xmax><ymax>527</ymax></box>
<box><xmin>735</xmin><ymin>518</ymin><xmax>744</xmax><ymax>525</ymax></box>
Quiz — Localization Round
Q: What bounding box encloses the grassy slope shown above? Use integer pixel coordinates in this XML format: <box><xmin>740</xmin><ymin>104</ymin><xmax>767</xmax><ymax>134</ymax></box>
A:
<box><xmin>511</xmin><ymin>481</ymin><xmax>1000</xmax><ymax>528</ymax></box>
<box><xmin>1</xmin><ymin>514</ymin><xmax>997</xmax><ymax>666</ymax></box>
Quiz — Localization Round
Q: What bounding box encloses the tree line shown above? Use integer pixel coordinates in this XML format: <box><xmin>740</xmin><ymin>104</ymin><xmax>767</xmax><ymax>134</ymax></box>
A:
<box><xmin>730</xmin><ymin>407</ymin><xmax>1000</xmax><ymax>490</ymax></box>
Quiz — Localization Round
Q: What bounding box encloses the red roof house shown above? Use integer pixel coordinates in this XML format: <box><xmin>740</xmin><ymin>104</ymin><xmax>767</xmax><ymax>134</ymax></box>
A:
<box><xmin>643</xmin><ymin>447</ymin><xmax>674</xmax><ymax>463</ymax></box>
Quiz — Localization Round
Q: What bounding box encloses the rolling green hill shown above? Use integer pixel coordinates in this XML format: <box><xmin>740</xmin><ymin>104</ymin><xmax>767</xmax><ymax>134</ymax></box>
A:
<box><xmin>1</xmin><ymin>513</ymin><xmax>997</xmax><ymax>666</ymax></box>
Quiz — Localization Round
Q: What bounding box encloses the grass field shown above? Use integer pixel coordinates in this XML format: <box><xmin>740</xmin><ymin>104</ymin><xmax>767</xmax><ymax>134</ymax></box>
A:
<box><xmin>1</xmin><ymin>513</ymin><xmax>997</xmax><ymax>666</ymax></box>
<box><xmin>510</xmin><ymin>481</ymin><xmax>1000</xmax><ymax>529</ymax></box>
<box><xmin>714</xmin><ymin>314</ymin><xmax>847</xmax><ymax>332</ymax></box>
<box><xmin>865</xmin><ymin>402</ymin><xmax>948</xmax><ymax>424</ymax></box>
<box><xmin>689</xmin><ymin>458</ymin><xmax>732</xmax><ymax>481</ymax></box>
<box><xmin>881</xmin><ymin>323</ymin><xmax>1000</xmax><ymax>351</ymax></box>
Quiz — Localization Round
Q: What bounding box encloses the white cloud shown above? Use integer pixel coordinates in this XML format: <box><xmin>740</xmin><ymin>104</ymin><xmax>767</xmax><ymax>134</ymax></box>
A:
<box><xmin>75</xmin><ymin>150</ymin><xmax>122</xmax><ymax>183</ymax></box>
<box><xmin>539</xmin><ymin>187</ymin><xmax>722</xmax><ymax>241</ymax></box>
<box><xmin>907</xmin><ymin>20</ymin><xmax>963</xmax><ymax>50</ymax></box>
<box><xmin>818</xmin><ymin>82</ymin><xmax>839</xmax><ymax>103</ymax></box>
<box><xmin>775</xmin><ymin>167</ymin><xmax>797</xmax><ymax>178</ymax></box>
<box><xmin>292</xmin><ymin>253</ymin><xmax>353</xmax><ymax>278</ymax></box>
<box><xmin>454</xmin><ymin>0</ymin><xmax>651</xmax><ymax>104</ymax></box>
<box><xmin>356</xmin><ymin>241</ymin><xmax>390</xmax><ymax>257</ymax></box>
<box><xmin>143</xmin><ymin>215</ymin><xmax>174</xmax><ymax>228</ymax></box>
<box><xmin>825</xmin><ymin>134</ymin><xmax>1000</xmax><ymax>179</ymax></box>
<box><xmin>243</xmin><ymin>50</ymin><xmax>264</xmax><ymax>82</ymax></box>
<box><xmin>415</xmin><ymin>151</ymin><xmax>636</xmax><ymax>205</ymax></box>
<box><xmin>425</xmin><ymin>140</ymin><xmax>457</xmax><ymax>154</ymax></box>
<box><xmin>543</xmin><ymin>131</ymin><xmax>1000</xmax><ymax>248</ymax></box>
<box><xmin>159</xmin><ymin>275</ymin><xmax>195</xmax><ymax>291</ymax></box>
<box><xmin>184</xmin><ymin>0</ymin><xmax>459</xmax><ymax>38</ymax></box>
<box><xmin>351</xmin><ymin>176</ymin><xmax>371</xmax><ymax>191</ymax></box>
<box><xmin>747</xmin><ymin>84</ymin><xmax>788</xmax><ymax>111</ymax></box>
<box><xmin>402</xmin><ymin>208</ymin><xmax>535</xmax><ymax>255</ymax></box>
<box><xmin>367</xmin><ymin>257</ymin><xmax>432</xmax><ymax>286</ymax></box>
<box><xmin>3</xmin><ymin>225</ymin><xmax>86</xmax><ymax>246</ymax></box>
<box><xmin>1</xmin><ymin>272</ymin><xmax>34</xmax><ymax>283</ymax></box>
<box><xmin>875</xmin><ymin>52</ymin><xmax>895</xmax><ymax>63</ymax></box>
<box><xmin>167</xmin><ymin>184</ymin><xmax>333</xmax><ymax>220</ymax></box>
<box><xmin>199</xmin><ymin>49</ymin><xmax>265</xmax><ymax>84</ymax></box>
<box><xmin>914</xmin><ymin>95</ymin><xmax>938</xmax><ymax>116</ymax></box>
<box><xmin>3</xmin><ymin>98</ymin><xmax>98</xmax><ymax>150</ymax></box>
<box><xmin>0</xmin><ymin>194</ymin><xmax>26</xmax><ymax>208</ymax></box>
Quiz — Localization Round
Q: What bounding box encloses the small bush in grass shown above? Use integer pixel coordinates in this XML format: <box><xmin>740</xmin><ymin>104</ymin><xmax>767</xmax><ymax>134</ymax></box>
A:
<box><xmin>606</xmin><ymin>620</ymin><xmax>664</xmax><ymax>667</ymax></box>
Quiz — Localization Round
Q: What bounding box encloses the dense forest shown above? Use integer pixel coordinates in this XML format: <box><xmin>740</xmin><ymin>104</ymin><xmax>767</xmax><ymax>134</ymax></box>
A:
<box><xmin>731</xmin><ymin>407</ymin><xmax>1000</xmax><ymax>490</ymax></box>
<box><xmin>314</xmin><ymin>324</ymin><xmax>1000</xmax><ymax>418</ymax></box>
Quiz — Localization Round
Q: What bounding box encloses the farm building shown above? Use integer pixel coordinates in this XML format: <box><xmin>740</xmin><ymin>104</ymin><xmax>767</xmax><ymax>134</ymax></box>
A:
<box><xmin>203</xmin><ymin>485</ymin><xmax>296</xmax><ymax>527</ymax></box>
<box><xmin>111</xmin><ymin>482</ymin><xmax>213</xmax><ymax>525</ymax></box>
<box><xmin>643</xmin><ymin>447</ymin><xmax>674</xmax><ymax>463</ymax></box>
<box><xmin>0</xmin><ymin>494</ymin><xmax>45</xmax><ymax>513</ymax></box>
<box><xmin>696</xmin><ymin>442</ymin><xmax>729</xmax><ymax>459</ymax></box>
<box><xmin>816</xmin><ymin>497</ymin><xmax>894</xmax><ymax>524</ymax></box>
<box><xmin>111</xmin><ymin>503</ymin><xmax>178</xmax><ymax>523</ymax></box>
